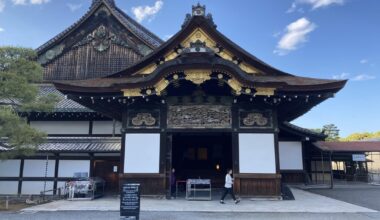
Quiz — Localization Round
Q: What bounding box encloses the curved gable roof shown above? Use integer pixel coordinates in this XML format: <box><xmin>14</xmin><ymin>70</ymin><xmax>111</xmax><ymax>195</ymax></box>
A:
<box><xmin>36</xmin><ymin>0</ymin><xmax>163</xmax><ymax>54</ymax></box>
<box><xmin>108</xmin><ymin>14</ymin><xmax>294</xmax><ymax>78</ymax></box>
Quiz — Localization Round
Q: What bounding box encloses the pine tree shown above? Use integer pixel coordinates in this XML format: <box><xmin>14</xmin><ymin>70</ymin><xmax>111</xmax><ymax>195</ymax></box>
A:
<box><xmin>0</xmin><ymin>47</ymin><xmax>59</xmax><ymax>158</ymax></box>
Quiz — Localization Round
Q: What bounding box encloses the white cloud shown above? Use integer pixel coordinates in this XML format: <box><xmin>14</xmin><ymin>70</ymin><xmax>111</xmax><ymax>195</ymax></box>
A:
<box><xmin>274</xmin><ymin>17</ymin><xmax>316</xmax><ymax>55</ymax></box>
<box><xmin>0</xmin><ymin>0</ymin><xmax>5</xmax><ymax>12</ymax></box>
<box><xmin>0</xmin><ymin>27</ymin><xmax>4</xmax><ymax>32</ymax></box>
<box><xmin>360</xmin><ymin>59</ymin><xmax>368</xmax><ymax>64</ymax></box>
<box><xmin>332</xmin><ymin>72</ymin><xmax>350</xmax><ymax>80</ymax></box>
<box><xmin>352</xmin><ymin>74</ymin><xmax>376</xmax><ymax>81</ymax></box>
<box><xmin>332</xmin><ymin>72</ymin><xmax>376</xmax><ymax>81</ymax></box>
<box><xmin>287</xmin><ymin>0</ymin><xmax>344</xmax><ymax>12</ymax></box>
<box><xmin>67</xmin><ymin>3</ymin><xmax>82</xmax><ymax>12</ymax></box>
<box><xmin>29</xmin><ymin>0</ymin><xmax>50</xmax><ymax>4</ymax></box>
<box><xmin>132</xmin><ymin>0</ymin><xmax>163</xmax><ymax>23</ymax></box>
<box><xmin>12</xmin><ymin>0</ymin><xmax>49</xmax><ymax>5</ymax></box>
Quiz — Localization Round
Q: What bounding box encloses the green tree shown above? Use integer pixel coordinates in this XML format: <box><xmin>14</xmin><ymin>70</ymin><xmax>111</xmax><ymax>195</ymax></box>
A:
<box><xmin>0</xmin><ymin>47</ymin><xmax>59</xmax><ymax>158</ymax></box>
<box><xmin>341</xmin><ymin>131</ymin><xmax>380</xmax><ymax>141</ymax></box>
<box><xmin>322</xmin><ymin>124</ymin><xmax>340</xmax><ymax>141</ymax></box>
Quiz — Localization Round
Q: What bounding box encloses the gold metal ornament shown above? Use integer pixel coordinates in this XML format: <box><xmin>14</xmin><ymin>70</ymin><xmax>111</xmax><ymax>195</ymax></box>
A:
<box><xmin>184</xmin><ymin>69</ymin><xmax>212</xmax><ymax>85</ymax></box>
<box><xmin>154</xmin><ymin>79</ymin><xmax>170</xmax><ymax>95</ymax></box>
<box><xmin>255</xmin><ymin>87</ymin><xmax>275</xmax><ymax>96</ymax></box>
<box><xmin>122</xmin><ymin>88</ymin><xmax>142</xmax><ymax>97</ymax></box>
<box><xmin>227</xmin><ymin>78</ymin><xmax>242</xmax><ymax>94</ymax></box>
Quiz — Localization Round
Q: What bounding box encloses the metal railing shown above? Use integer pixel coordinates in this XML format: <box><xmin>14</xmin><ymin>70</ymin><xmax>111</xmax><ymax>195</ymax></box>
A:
<box><xmin>39</xmin><ymin>187</ymin><xmax>65</xmax><ymax>202</ymax></box>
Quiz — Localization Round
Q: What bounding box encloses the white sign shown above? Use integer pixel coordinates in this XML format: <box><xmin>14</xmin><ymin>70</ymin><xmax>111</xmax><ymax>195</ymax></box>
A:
<box><xmin>352</xmin><ymin>154</ymin><xmax>366</xmax><ymax>162</ymax></box>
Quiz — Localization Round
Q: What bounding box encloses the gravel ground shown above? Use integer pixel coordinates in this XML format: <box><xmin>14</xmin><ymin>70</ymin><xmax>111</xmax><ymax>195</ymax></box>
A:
<box><xmin>0</xmin><ymin>211</ymin><xmax>380</xmax><ymax>220</ymax></box>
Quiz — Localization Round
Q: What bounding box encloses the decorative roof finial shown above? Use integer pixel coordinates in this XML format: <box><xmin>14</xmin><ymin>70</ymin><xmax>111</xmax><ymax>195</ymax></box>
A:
<box><xmin>182</xmin><ymin>3</ymin><xmax>216</xmax><ymax>29</ymax></box>
<box><xmin>192</xmin><ymin>3</ymin><xmax>206</xmax><ymax>16</ymax></box>
<box><xmin>91</xmin><ymin>0</ymin><xmax>116</xmax><ymax>8</ymax></box>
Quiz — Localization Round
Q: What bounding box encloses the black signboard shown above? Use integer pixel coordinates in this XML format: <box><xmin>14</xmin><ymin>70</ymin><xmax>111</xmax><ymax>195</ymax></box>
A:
<box><xmin>120</xmin><ymin>183</ymin><xmax>140</xmax><ymax>219</ymax></box>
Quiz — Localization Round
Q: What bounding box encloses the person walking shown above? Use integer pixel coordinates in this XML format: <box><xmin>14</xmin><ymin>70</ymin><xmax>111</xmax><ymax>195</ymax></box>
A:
<box><xmin>220</xmin><ymin>169</ymin><xmax>240</xmax><ymax>204</ymax></box>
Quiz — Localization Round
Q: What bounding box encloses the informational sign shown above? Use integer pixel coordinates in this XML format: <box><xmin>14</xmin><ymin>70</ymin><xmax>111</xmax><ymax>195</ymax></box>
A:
<box><xmin>120</xmin><ymin>183</ymin><xmax>140</xmax><ymax>219</ymax></box>
<box><xmin>352</xmin><ymin>154</ymin><xmax>366</xmax><ymax>162</ymax></box>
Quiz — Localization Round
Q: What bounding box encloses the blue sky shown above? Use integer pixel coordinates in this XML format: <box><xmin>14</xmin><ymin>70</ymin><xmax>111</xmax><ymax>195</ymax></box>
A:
<box><xmin>0</xmin><ymin>0</ymin><xmax>378</xmax><ymax>137</ymax></box>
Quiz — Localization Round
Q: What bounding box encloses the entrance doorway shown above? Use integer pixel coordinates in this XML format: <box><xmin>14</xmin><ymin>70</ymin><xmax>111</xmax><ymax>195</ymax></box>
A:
<box><xmin>93</xmin><ymin>160</ymin><xmax>120</xmax><ymax>193</ymax></box>
<box><xmin>171</xmin><ymin>133</ymin><xmax>233</xmax><ymax>188</ymax></box>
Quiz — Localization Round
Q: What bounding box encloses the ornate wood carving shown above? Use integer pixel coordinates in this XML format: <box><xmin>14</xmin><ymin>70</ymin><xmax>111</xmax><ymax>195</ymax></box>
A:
<box><xmin>38</xmin><ymin>44</ymin><xmax>65</xmax><ymax>65</ymax></box>
<box><xmin>184</xmin><ymin>69</ymin><xmax>212</xmax><ymax>85</ymax></box>
<box><xmin>167</xmin><ymin>105</ymin><xmax>231</xmax><ymax>129</ymax></box>
<box><xmin>74</xmin><ymin>25</ymin><xmax>130</xmax><ymax>52</ymax></box>
<box><xmin>127</xmin><ymin>110</ymin><xmax>160</xmax><ymax>128</ymax></box>
<box><xmin>239</xmin><ymin>110</ymin><xmax>273</xmax><ymax>128</ymax></box>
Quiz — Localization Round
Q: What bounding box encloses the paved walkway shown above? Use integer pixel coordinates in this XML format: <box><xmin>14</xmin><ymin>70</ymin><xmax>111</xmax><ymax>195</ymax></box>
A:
<box><xmin>307</xmin><ymin>183</ymin><xmax>380</xmax><ymax>211</ymax></box>
<box><xmin>22</xmin><ymin>188</ymin><xmax>376</xmax><ymax>213</ymax></box>
<box><xmin>2</xmin><ymin>211</ymin><xmax>380</xmax><ymax>220</ymax></box>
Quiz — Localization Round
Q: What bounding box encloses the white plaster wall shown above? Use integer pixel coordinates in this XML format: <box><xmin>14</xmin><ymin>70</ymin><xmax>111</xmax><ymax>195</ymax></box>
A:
<box><xmin>0</xmin><ymin>160</ymin><xmax>20</xmax><ymax>177</ymax></box>
<box><xmin>124</xmin><ymin>133</ymin><xmax>160</xmax><ymax>173</ymax></box>
<box><xmin>279</xmin><ymin>141</ymin><xmax>303</xmax><ymax>170</ymax></box>
<box><xmin>23</xmin><ymin>160</ymin><xmax>56</xmax><ymax>177</ymax></box>
<box><xmin>58</xmin><ymin>160</ymin><xmax>90</xmax><ymax>177</ymax></box>
<box><xmin>30</xmin><ymin>121</ymin><xmax>89</xmax><ymax>135</ymax></box>
<box><xmin>21</xmin><ymin>181</ymin><xmax>54</xmax><ymax>195</ymax></box>
<box><xmin>92</xmin><ymin>121</ymin><xmax>121</xmax><ymax>135</ymax></box>
<box><xmin>0</xmin><ymin>181</ymin><xmax>18</xmax><ymax>194</ymax></box>
<box><xmin>239</xmin><ymin>133</ymin><xmax>276</xmax><ymax>174</ymax></box>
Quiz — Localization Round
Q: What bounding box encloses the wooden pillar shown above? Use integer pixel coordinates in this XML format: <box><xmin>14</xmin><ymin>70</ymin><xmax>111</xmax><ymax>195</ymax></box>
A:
<box><xmin>329</xmin><ymin>152</ymin><xmax>334</xmax><ymax>189</ymax></box>
<box><xmin>53</xmin><ymin>154</ymin><xmax>59</xmax><ymax>195</ymax></box>
<box><xmin>231</xmin><ymin>101</ymin><xmax>240</xmax><ymax>194</ymax></box>
<box><xmin>18</xmin><ymin>158</ymin><xmax>24</xmax><ymax>195</ymax></box>
<box><xmin>89</xmin><ymin>153</ymin><xmax>95</xmax><ymax>177</ymax></box>
<box><xmin>120</xmin><ymin>108</ymin><xmax>128</xmax><ymax>175</ymax></box>
<box><xmin>89</xmin><ymin>120</ymin><xmax>93</xmax><ymax>136</ymax></box>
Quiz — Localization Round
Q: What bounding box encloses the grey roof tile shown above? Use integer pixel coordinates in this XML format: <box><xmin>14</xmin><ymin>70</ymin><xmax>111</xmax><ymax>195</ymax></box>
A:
<box><xmin>38</xmin><ymin>84</ymin><xmax>92</xmax><ymax>112</ymax></box>
<box><xmin>0</xmin><ymin>137</ymin><xmax>121</xmax><ymax>153</ymax></box>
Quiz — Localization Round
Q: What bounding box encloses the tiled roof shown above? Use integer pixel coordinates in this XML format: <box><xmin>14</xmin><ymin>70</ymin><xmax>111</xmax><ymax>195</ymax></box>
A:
<box><xmin>314</xmin><ymin>141</ymin><xmax>380</xmax><ymax>152</ymax></box>
<box><xmin>0</xmin><ymin>137</ymin><xmax>121</xmax><ymax>153</ymax></box>
<box><xmin>1</xmin><ymin>84</ymin><xmax>91</xmax><ymax>113</ymax></box>
<box><xmin>281</xmin><ymin>122</ymin><xmax>326</xmax><ymax>140</ymax></box>
<box><xmin>38</xmin><ymin>84</ymin><xmax>92</xmax><ymax>112</ymax></box>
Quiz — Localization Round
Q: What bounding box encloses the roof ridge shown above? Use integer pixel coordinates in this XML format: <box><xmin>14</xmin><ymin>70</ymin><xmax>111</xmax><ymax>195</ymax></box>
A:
<box><xmin>36</xmin><ymin>0</ymin><xmax>162</xmax><ymax>54</ymax></box>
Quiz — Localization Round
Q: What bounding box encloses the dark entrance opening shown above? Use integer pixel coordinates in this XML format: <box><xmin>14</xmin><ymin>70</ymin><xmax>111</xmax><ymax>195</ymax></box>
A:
<box><xmin>172</xmin><ymin>133</ymin><xmax>233</xmax><ymax>189</ymax></box>
<box><xmin>93</xmin><ymin>160</ymin><xmax>120</xmax><ymax>193</ymax></box>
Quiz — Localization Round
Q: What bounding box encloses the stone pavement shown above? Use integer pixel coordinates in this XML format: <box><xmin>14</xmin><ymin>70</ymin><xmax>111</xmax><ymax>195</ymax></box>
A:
<box><xmin>1</xmin><ymin>211</ymin><xmax>380</xmax><ymax>220</ymax></box>
<box><xmin>307</xmin><ymin>183</ymin><xmax>380</xmax><ymax>211</ymax></box>
<box><xmin>22</xmin><ymin>188</ymin><xmax>376</xmax><ymax>213</ymax></box>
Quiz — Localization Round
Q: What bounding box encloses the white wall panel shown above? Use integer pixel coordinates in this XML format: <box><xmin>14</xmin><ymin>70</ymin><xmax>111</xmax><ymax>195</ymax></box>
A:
<box><xmin>0</xmin><ymin>181</ymin><xmax>18</xmax><ymax>194</ymax></box>
<box><xmin>124</xmin><ymin>134</ymin><xmax>160</xmax><ymax>173</ymax></box>
<box><xmin>92</xmin><ymin>121</ymin><xmax>121</xmax><ymax>135</ymax></box>
<box><xmin>279</xmin><ymin>142</ymin><xmax>303</xmax><ymax>170</ymax></box>
<box><xmin>23</xmin><ymin>160</ymin><xmax>56</xmax><ymax>177</ymax></box>
<box><xmin>0</xmin><ymin>160</ymin><xmax>20</xmax><ymax>177</ymax></box>
<box><xmin>21</xmin><ymin>181</ymin><xmax>54</xmax><ymax>195</ymax></box>
<box><xmin>58</xmin><ymin>160</ymin><xmax>90</xmax><ymax>177</ymax></box>
<box><xmin>239</xmin><ymin>133</ymin><xmax>276</xmax><ymax>174</ymax></box>
<box><xmin>30</xmin><ymin>121</ymin><xmax>89</xmax><ymax>135</ymax></box>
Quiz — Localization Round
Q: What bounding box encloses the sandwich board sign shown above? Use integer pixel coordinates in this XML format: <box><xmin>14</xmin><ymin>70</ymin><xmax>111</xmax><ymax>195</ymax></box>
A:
<box><xmin>120</xmin><ymin>183</ymin><xmax>140</xmax><ymax>219</ymax></box>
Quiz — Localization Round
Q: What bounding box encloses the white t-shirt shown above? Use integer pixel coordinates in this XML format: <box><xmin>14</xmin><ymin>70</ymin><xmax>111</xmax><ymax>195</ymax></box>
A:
<box><xmin>224</xmin><ymin>174</ymin><xmax>233</xmax><ymax>188</ymax></box>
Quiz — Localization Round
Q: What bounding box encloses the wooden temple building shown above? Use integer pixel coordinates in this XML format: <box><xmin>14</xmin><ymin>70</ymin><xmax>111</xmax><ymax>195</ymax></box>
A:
<box><xmin>4</xmin><ymin>0</ymin><xmax>370</xmax><ymax>197</ymax></box>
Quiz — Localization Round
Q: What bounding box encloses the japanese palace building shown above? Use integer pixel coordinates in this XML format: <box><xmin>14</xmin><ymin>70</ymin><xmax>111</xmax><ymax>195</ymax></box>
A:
<box><xmin>0</xmin><ymin>0</ymin><xmax>351</xmax><ymax>197</ymax></box>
